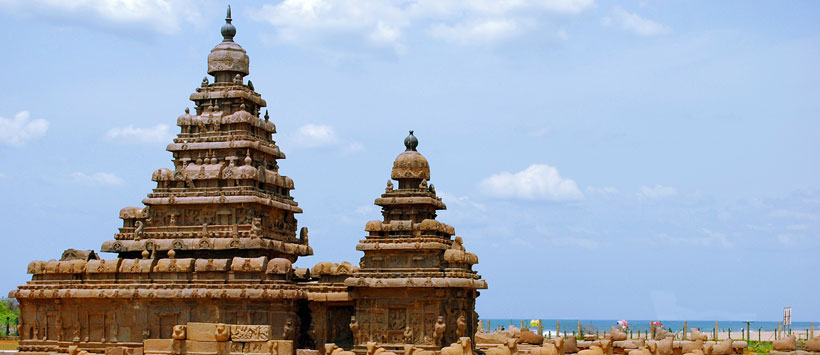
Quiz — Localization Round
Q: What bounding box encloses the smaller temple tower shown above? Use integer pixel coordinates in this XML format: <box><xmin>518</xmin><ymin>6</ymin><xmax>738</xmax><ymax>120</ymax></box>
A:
<box><xmin>346</xmin><ymin>131</ymin><xmax>487</xmax><ymax>353</ymax></box>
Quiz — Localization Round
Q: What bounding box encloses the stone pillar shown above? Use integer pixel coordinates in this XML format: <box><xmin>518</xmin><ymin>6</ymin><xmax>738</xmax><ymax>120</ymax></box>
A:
<box><xmin>683</xmin><ymin>321</ymin><xmax>688</xmax><ymax>340</ymax></box>
<box><xmin>747</xmin><ymin>322</ymin><xmax>750</xmax><ymax>342</ymax></box>
<box><xmin>811</xmin><ymin>323</ymin><xmax>814</xmax><ymax>339</ymax></box>
<box><xmin>577</xmin><ymin>321</ymin><xmax>581</xmax><ymax>337</ymax></box>
<box><xmin>556</xmin><ymin>321</ymin><xmax>560</xmax><ymax>338</ymax></box>
<box><xmin>538</xmin><ymin>320</ymin><xmax>543</xmax><ymax>337</ymax></box>
<box><xmin>714</xmin><ymin>322</ymin><xmax>718</xmax><ymax>340</ymax></box>
<box><xmin>778</xmin><ymin>323</ymin><xmax>782</xmax><ymax>340</ymax></box>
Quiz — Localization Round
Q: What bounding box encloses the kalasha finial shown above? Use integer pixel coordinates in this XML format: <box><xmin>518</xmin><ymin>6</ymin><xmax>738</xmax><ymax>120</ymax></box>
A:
<box><xmin>264</xmin><ymin>110</ymin><xmax>270</xmax><ymax>122</ymax></box>
<box><xmin>221</xmin><ymin>5</ymin><xmax>236</xmax><ymax>42</ymax></box>
<box><xmin>404</xmin><ymin>130</ymin><xmax>418</xmax><ymax>151</ymax></box>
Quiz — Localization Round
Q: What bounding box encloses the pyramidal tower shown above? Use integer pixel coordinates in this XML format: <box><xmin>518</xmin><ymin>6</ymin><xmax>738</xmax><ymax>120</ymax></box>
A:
<box><xmin>11</xmin><ymin>8</ymin><xmax>485</xmax><ymax>355</ymax></box>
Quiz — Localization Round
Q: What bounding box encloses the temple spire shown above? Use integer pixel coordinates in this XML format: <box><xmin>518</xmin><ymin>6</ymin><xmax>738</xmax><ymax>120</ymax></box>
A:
<box><xmin>221</xmin><ymin>5</ymin><xmax>236</xmax><ymax>42</ymax></box>
<box><xmin>404</xmin><ymin>130</ymin><xmax>418</xmax><ymax>151</ymax></box>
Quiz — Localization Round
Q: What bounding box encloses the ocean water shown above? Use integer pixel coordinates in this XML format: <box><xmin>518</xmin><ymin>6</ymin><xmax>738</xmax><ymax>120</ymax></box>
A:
<box><xmin>484</xmin><ymin>319</ymin><xmax>817</xmax><ymax>334</ymax></box>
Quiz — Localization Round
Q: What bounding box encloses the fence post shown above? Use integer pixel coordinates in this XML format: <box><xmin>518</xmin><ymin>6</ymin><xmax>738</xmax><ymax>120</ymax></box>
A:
<box><xmin>811</xmin><ymin>323</ymin><xmax>814</xmax><ymax>339</ymax></box>
<box><xmin>778</xmin><ymin>323</ymin><xmax>782</xmax><ymax>341</ymax></box>
<box><xmin>557</xmin><ymin>321</ymin><xmax>561</xmax><ymax>338</ymax></box>
<box><xmin>759</xmin><ymin>327</ymin><xmax>761</xmax><ymax>342</ymax></box>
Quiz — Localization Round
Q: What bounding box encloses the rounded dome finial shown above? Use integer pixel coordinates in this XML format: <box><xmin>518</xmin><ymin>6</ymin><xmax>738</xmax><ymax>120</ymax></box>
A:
<box><xmin>404</xmin><ymin>130</ymin><xmax>418</xmax><ymax>151</ymax></box>
<box><xmin>221</xmin><ymin>5</ymin><xmax>236</xmax><ymax>42</ymax></box>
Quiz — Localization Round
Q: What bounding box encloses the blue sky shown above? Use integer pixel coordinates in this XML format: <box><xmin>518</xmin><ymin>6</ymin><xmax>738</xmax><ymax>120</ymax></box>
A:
<box><xmin>0</xmin><ymin>0</ymin><xmax>819</xmax><ymax>321</ymax></box>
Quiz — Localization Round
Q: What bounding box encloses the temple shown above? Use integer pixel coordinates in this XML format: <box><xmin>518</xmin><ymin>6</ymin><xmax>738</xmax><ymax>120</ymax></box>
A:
<box><xmin>9</xmin><ymin>7</ymin><xmax>485</xmax><ymax>355</ymax></box>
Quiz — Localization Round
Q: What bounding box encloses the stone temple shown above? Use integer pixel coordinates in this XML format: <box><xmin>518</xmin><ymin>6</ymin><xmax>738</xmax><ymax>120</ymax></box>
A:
<box><xmin>9</xmin><ymin>7</ymin><xmax>486</xmax><ymax>355</ymax></box>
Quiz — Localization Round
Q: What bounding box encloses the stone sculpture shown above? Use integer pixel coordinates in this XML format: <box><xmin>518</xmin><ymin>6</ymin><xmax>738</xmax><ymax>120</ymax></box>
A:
<box><xmin>773</xmin><ymin>335</ymin><xmax>797</xmax><ymax>351</ymax></box>
<box><xmin>456</xmin><ymin>314</ymin><xmax>467</xmax><ymax>338</ymax></box>
<box><xmin>807</xmin><ymin>336</ymin><xmax>820</xmax><ymax>352</ymax></box>
<box><xmin>434</xmin><ymin>316</ymin><xmax>447</xmax><ymax>346</ymax></box>
<box><xmin>578</xmin><ymin>341</ymin><xmax>612</xmax><ymax>355</ymax></box>
<box><xmin>530</xmin><ymin>342</ymin><xmax>559</xmax><ymax>355</ymax></box>
<box><xmin>441</xmin><ymin>338</ymin><xmax>475</xmax><ymax>355</ymax></box>
<box><xmin>609</xmin><ymin>326</ymin><xmax>627</xmax><ymax>341</ymax></box>
<box><xmin>563</xmin><ymin>336</ymin><xmax>580</xmax><ymax>354</ymax></box>
<box><xmin>325</xmin><ymin>344</ymin><xmax>356</xmax><ymax>355</ymax></box>
<box><xmin>403</xmin><ymin>344</ymin><xmax>435</xmax><ymax>355</ymax></box>
<box><xmin>172</xmin><ymin>325</ymin><xmax>187</xmax><ymax>340</ymax></box>
<box><xmin>485</xmin><ymin>338</ymin><xmax>518</xmax><ymax>355</ymax></box>
<box><xmin>655</xmin><ymin>337</ymin><xmax>673</xmax><ymax>355</ymax></box>
<box><xmin>404</xmin><ymin>326</ymin><xmax>414</xmax><ymax>344</ymax></box>
<box><xmin>690</xmin><ymin>329</ymin><xmax>708</xmax><ymax>341</ymax></box>
<box><xmin>518</xmin><ymin>328</ymin><xmax>544</xmax><ymax>345</ymax></box>
<box><xmin>681</xmin><ymin>340</ymin><xmax>704</xmax><ymax>354</ymax></box>
<box><xmin>708</xmin><ymin>339</ymin><xmax>734</xmax><ymax>355</ymax></box>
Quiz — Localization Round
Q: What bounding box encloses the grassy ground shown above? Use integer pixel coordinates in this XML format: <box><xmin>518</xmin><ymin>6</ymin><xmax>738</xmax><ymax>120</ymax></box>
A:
<box><xmin>745</xmin><ymin>340</ymin><xmax>773</xmax><ymax>355</ymax></box>
<box><xmin>0</xmin><ymin>339</ymin><xmax>18</xmax><ymax>350</ymax></box>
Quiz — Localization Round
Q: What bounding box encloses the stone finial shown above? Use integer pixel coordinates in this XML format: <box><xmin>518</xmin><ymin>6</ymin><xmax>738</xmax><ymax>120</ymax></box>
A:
<box><xmin>234</xmin><ymin>73</ymin><xmax>242</xmax><ymax>84</ymax></box>
<box><xmin>168</xmin><ymin>249</ymin><xmax>176</xmax><ymax>259</ymax></box>
<box><xmin>248</xmin><ymin>80</ymin><xmax>255</xmax><ymax>91</ymax></box>
<box><xmin>185</xmin><ymin>107</ymin><xmax>190</xmax><ymax>114</ymax></box>
<box><xmin>404</xmin><ymin>130</ymin><xmax>418</xmax><ymax>151</ymax></box>
<box><xmin>221</xmin><ymin>5</ymin><xmax>236</xmax><ymax>42</ymax></box>
<box><xmin>264</xmin><ymin>110</ymin><xmax>269</xmax><ymax>122</ymax></box>
<box><xmin>201</xmin><ymin>77</ymin><xmax>209</xmax><ymax>87</ymax></box>
<box><xmin>141</xmin><ymin>250</ymin><xmax>149</xmax><ymax>259</ymax></box>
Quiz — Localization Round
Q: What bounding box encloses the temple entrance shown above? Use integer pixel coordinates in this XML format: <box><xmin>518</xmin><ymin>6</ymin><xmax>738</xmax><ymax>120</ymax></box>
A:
<box><xmin>327</xmin><ymin>306</ymin><xmax>354</xmax><ymax>349</ymax></box>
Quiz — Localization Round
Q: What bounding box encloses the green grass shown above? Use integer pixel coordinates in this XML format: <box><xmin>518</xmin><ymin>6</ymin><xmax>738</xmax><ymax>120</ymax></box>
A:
<box><xmin>745</xmin><ymin>341</ymin><xmax>773</xmax><ymax>355</ymax></box>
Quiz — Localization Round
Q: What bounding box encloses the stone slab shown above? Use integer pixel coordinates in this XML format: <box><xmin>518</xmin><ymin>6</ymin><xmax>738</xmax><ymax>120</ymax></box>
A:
<box><xmin>187</xmin><ymin>323</ymin><xmax>230</xmax><ymax>342</ymax></box>
<box><xmin>185</xmin><ymin>340</ymin><xmax>230</xmax><ymax>355</ymax></box>
<box><xmin>230</xmin><ymin>325</ymin><xmax>271</xmax><ymax>342</ymax></box>
<box><xmin>295</xmin><ymin>350</ymin><xmax>319</xmax><ymax>355</ymax></box>
<box><xmin>273</xmin><ymin>340</ymin><xmax>294</xmax><ymax>355</ymax></box>
<box><xmin>243</xmin><ymin>341</ymin><xmax>271</xmax><ymax>354</ymax></box>
<box><xmin>145</xmin><ymin>339</ymin><xmax>176</xmax><ymax>354</ymax></box>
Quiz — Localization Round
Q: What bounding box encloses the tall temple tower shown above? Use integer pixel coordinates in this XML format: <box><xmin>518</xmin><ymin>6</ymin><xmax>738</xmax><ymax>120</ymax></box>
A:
<box><xmin>346</xmin><ymin>131</ymin><xmax>487</xmax><ymax>352</ymax></box>
<box><xmin>102</xmin><ymin>5</ymin><xmax>311</xmax><ymax>262</ymax></box>
<box><xmin>10</xmin><ymin>8</ymin><xmax>486</xmax><ymax>355</ymax></box>
<box><xmin>12</xmin><ymin>8</ymin><xmax>316</xmax><ymax>354</ymax></box>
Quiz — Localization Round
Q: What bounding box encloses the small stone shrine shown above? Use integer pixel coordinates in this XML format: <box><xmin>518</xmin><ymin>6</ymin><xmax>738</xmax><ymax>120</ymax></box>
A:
<box><xmin>9</xmin><ymin>6</ymin><xmax>485</xmax><ymax>355</ymax></box>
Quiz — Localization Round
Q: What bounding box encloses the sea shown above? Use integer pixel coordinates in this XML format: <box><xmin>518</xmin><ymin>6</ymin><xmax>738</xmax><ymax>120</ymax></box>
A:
<box><xmin>484</xmin><ymin>319</ymin><xmax>817</xmax><ymax>334</ymax></box>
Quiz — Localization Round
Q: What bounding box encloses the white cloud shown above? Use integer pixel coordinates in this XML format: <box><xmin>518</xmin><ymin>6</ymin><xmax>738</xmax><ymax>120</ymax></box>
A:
<box><xmin>0</xmin><ymin>111</ymin><xmax>49</xmax><ymax>147</ymax></box>
<box><xmin>602</xmin><ymin>6</ymin><xmax>670</xmax><ymax>36</ymax></box>
<box><xmin>0</xmin><ymin>0</ymin><xmax>204</xmax><ymax>35</ymax></box>
<box><xmin>288</xmin><ymin>123</ymin><xmax>364</xmax><ymax>154</ymax></box>
<box><xmin>429</xmin><ymin>19</ymin><xmax>522</xmax><ymax>45</ymax></box>
<box><xmin>69</xmin><ymin>172</ymin><xmax>125</xmax><ymax>186</ymax></box>
<box><xmin>637</xmin><ymin>184</ymin><xmax>677</xmax><ymax>199</ymax></box>
<box><xmin>252</xmin><ymin>0</ymin><xmax>594</xmax><ymax>50</ymax></box>
<box><xmin>479</xmin><ymin>164</ymin><xmax>582</xmax><ymax>201</ymax></box>
<box><xmin>292</xmin><ymin>124</ymin><xmax>340</xmax><ymax>148</ymax></box>
<box><xmin>105</xmin><ymin>124</ymin><xmax>173</xmax><ymax>145</ymax></box>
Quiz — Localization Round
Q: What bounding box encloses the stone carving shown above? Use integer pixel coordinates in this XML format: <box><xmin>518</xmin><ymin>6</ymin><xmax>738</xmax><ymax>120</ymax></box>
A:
<box><xmin>807</xmin><ymin>336</ymin><xmax>820</xmax><ymax>352</ymax></box>
<box><xmin>325</xmin><ymin>344</ymin><xmax>355</xmax><ymax>355</ymax></box>
<box><xmin>563</xmin><ymin>336</ymin><xmax>579</xmax><ymax>354</ymax></box>
<box><xmin>365</xmin><ymin>342</ymin><xmax>398</xmax><ymax>355</ymax></box>
<box><xmin>531</xmin><ymin>343</ymin><xmax>560</xmax><ymax>355</ymax></box>
<box><xmin>656</xmin><ymin>337</ymin><xmax>673</xmax><ymax>355</ymax></box>
<box><xmin>282</xmin><ymin>319</ymin><xmax>295</xmax><ymax>340</ymax></box>
<box><xmin>134</xmin><ymin>221</ymin><xmax>144</xmax><ymax>240</ymax></box>
<box><xmin>433</xmin><ymin>316</ymin><xmax>447</xmax><ymax>346</ymax></box>
<box><xmin>215</xmin><ymin>323</ymin><xmax>230</xmax><ymax>342</ymax></box>
<box><xmin>690</xmin><ymin>329</ymin><xmax>708</xmax><ymax>341</ymax></box>
<box><xmin>579</xmin><ymin>341</ymin><xmax>612</xmax><ymax>355</ymax></box>
<box><xmin>773</xmin><ymin>335</ymin><xmax>797</xmax><ymax>351</ymax></box>
<box><xmin>441</xmin><ymin>338</ymin><xmax>474</xmax><ymax>355</ymax></box>
<box><xmin>404</xmin><ymin>345</ymin><xmax>435</xmax><ymax>355</ymax></box>
<box><xmin>230</xmin><ymin>325</ymin><xmax>271</xmax><ymax>342</ymax></box>
<box><xmin>172</xmin><ymin>325</ymin><xmax>187</xmax><ymax>340</ymax></box>
<box><xmin>299</xmin><ymin>226</ymin><xmax>309</xmax><ymax>245</ymax></box>
<box><xmin>456</xmin><ymin>313</ymin><xmax>466</xmax><ymax>338</ymax></box>
<box><xmin>350</xmin><ymin>316</ymin><xmax>360</xmax><ymax>344</ymax></box>
<box><xmin>404</xmin><ymin>326</ymin><xmax>414</xmax><ymax>344</ymax></box>
<box><xmin>682</xmin><ymin>340</ymin><xmax>704</xmax><ymax>354</ymax></box>
<box><xmin>609</xmin><ymin>326</ymin><xmax>627</xmax><ymax>341</ymax></box>
<box><xmin>518</xmin><ymin>328</ymin><xmax>544</xmax><ymax>345</ymax></box>
<box><xmin>709</xmin><ymin>339</ymin><xmax>734</xmax><ymax>355</ymax></box>
<box><xmin>486</xmin><ymin>338</ymin><xmax>517</xmax><ymax>355</ymax></box>
<box><xmin>386</xmin><ymin>180</ymin><xmax>394</xmax><ymax>193</ymax></box>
